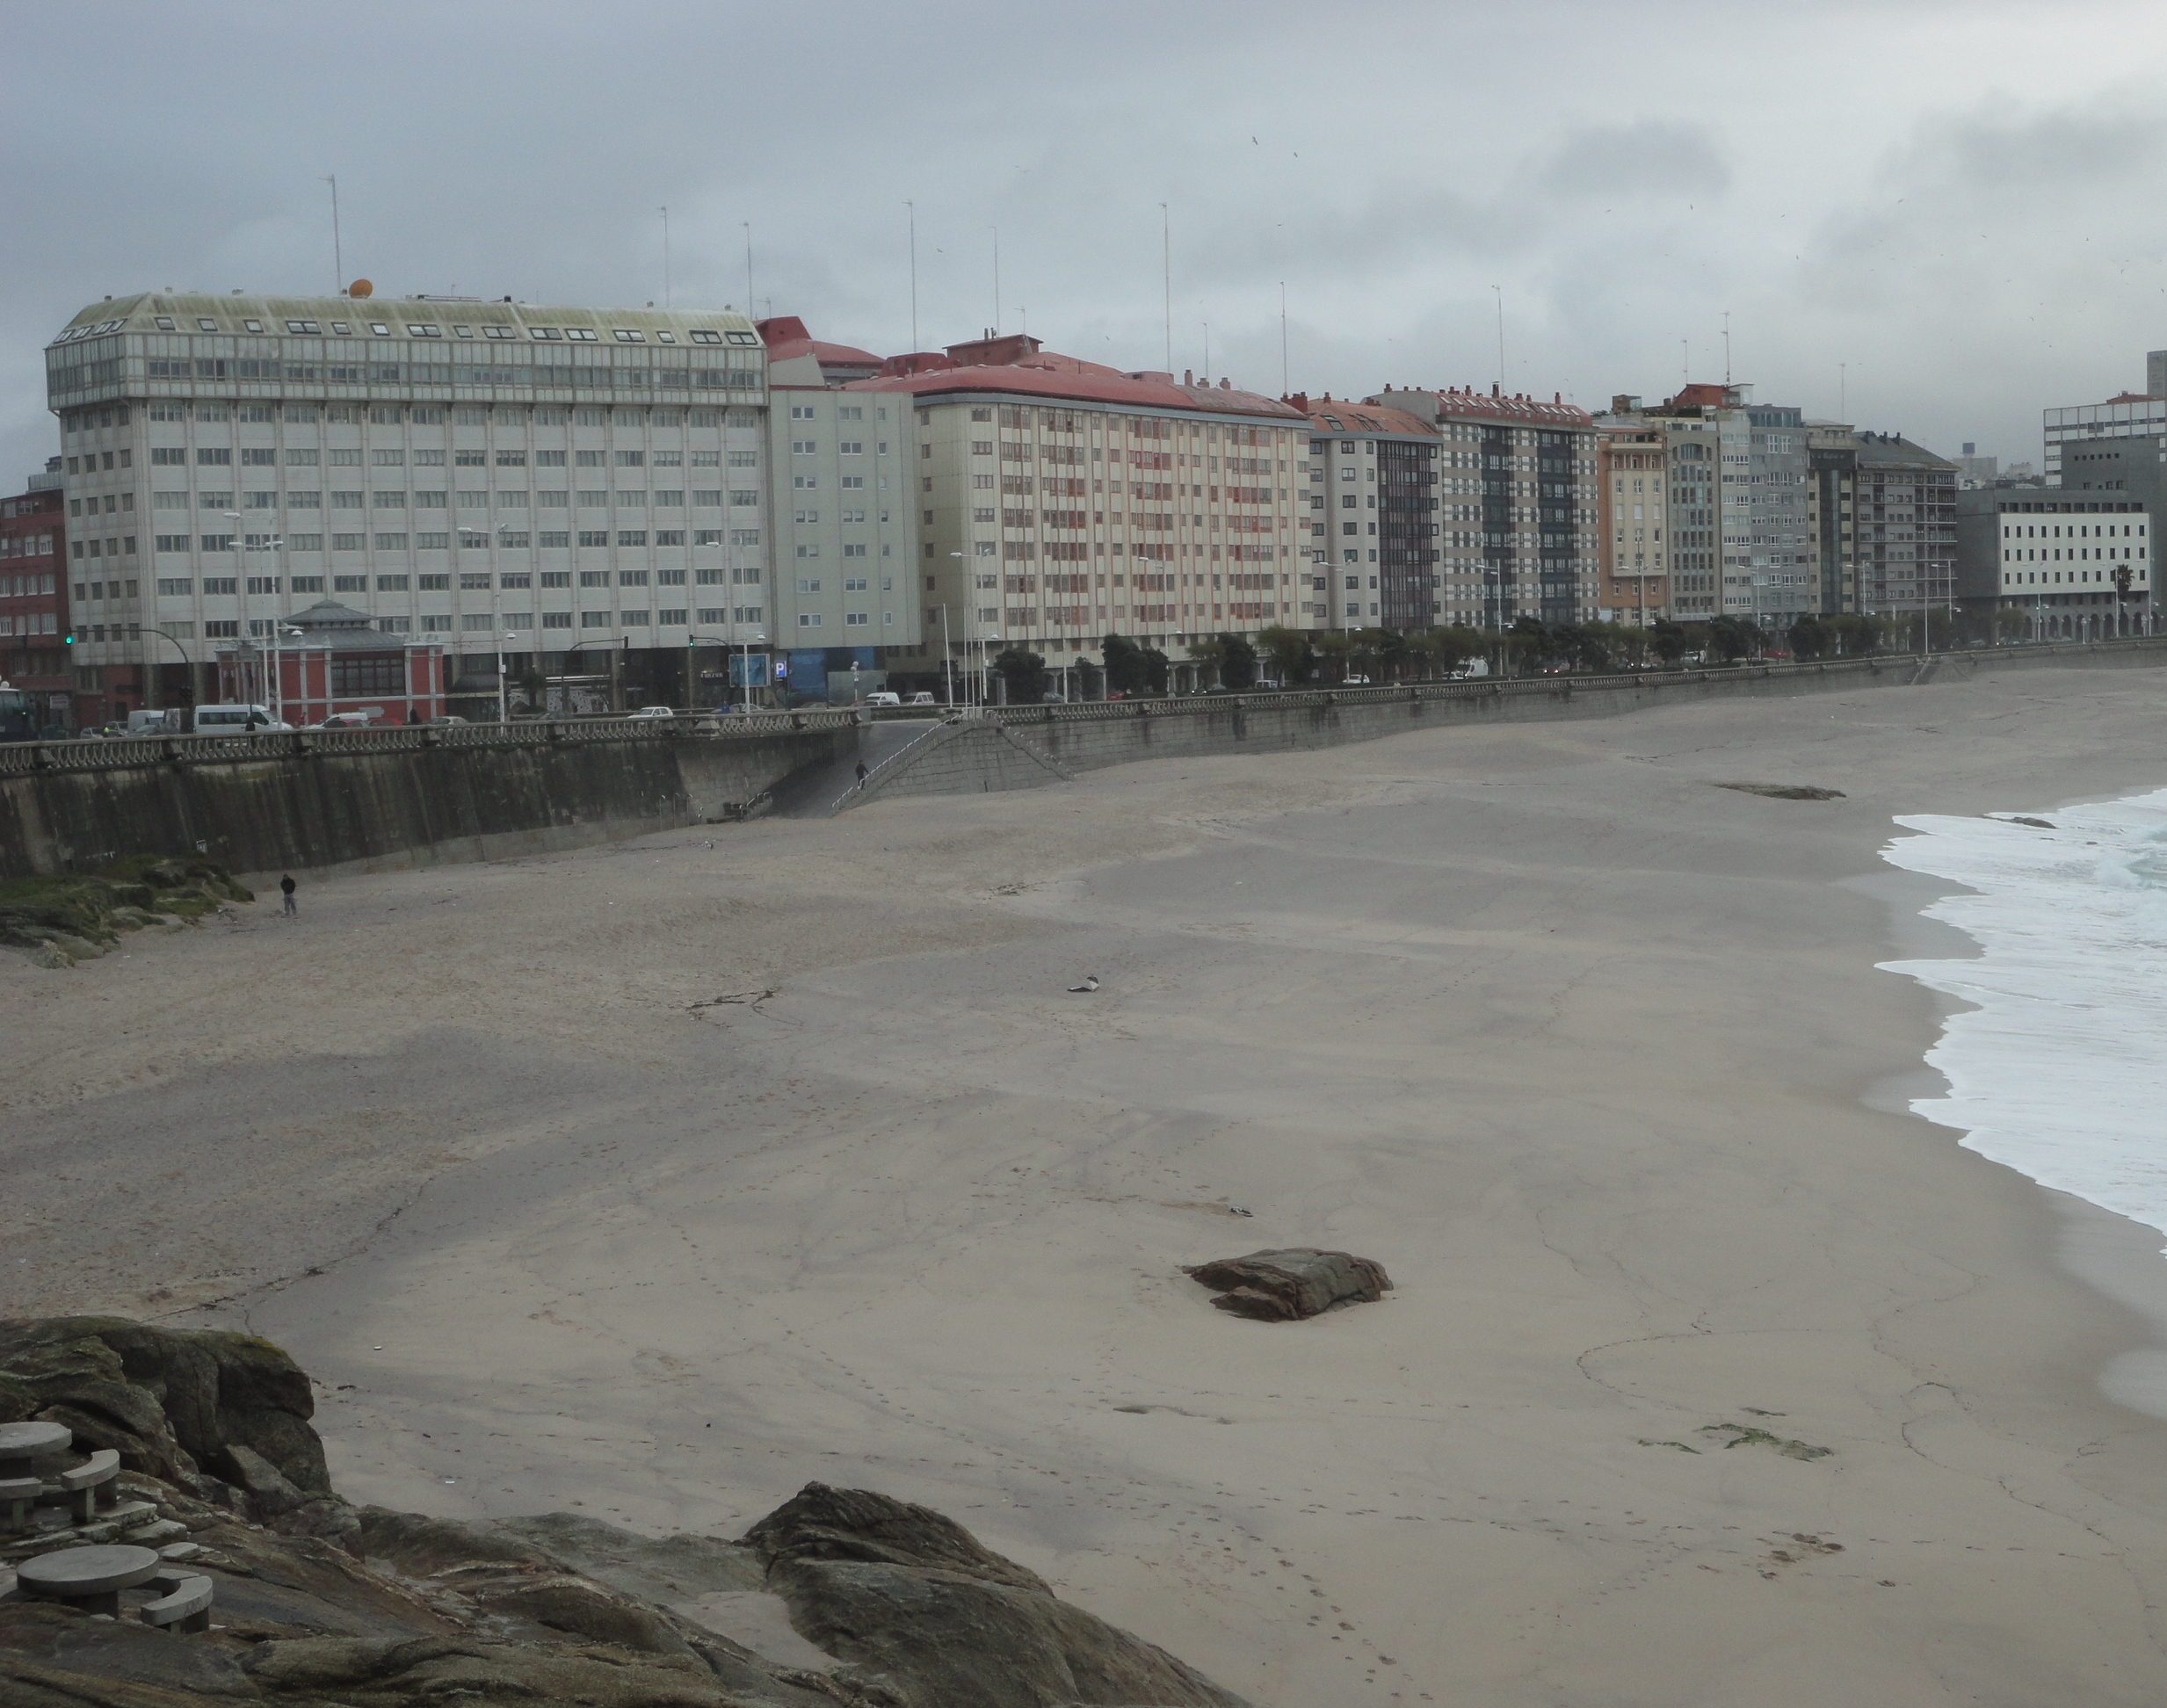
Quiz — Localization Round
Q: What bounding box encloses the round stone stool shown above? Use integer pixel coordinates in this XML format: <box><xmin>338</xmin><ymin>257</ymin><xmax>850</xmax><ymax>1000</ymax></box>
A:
<box><xmin>17</xmin><ymin>1545</ymin><xmax>162</xmax><ymax>1617</ymax></box>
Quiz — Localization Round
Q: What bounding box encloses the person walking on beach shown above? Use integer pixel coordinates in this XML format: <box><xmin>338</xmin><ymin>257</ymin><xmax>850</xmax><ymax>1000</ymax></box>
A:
<box><xmin>279</xmin><ymin>873</ymin><xmax>297</xmax><ymax>916</ymax></box>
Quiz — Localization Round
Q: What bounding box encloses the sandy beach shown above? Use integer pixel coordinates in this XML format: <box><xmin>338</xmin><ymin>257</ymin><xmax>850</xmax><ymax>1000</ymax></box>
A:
<box><xmin>11</xmin><ymin>662</ymin><xmax>2167</xmax><ymax>1706</ymax></box>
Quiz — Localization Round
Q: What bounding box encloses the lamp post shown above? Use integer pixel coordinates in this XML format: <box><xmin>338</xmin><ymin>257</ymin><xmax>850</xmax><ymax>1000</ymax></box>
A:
<box><xmin>948</xmin><ymin>551</ymin><xmax>972</xmax><ymax>706</ymax></box>
<box><xmin>145</xmin><ymin>624</ymin><xmax>196</xmax><ymax>713</ymax></box>
<box><xmin>222</xmin><ymin>513</ymin><xmax>285</xmax><ymax>713</ymax></box>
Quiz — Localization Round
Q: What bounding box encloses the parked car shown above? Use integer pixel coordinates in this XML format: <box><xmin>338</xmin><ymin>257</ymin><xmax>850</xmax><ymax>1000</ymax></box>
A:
<box><xmin>318</xmin><ymin>712</ymin><xmax>378</xmax><ymax>729</ymax></box>
<box><xmin>192</xmin><ymin>704</ymin><xmax>293</xmax><ymax>735</ymax></box>
<box><xmin>627</xmin><ymin>705</ymin><xmax>676</xmax><ymax>719</ymax></box>
<box><xmin>864</xmin><ymin>691</ymin><xmax>902</xmax><ymax>708</ymax></box>
<box><xmin>903</xmin><ymin>691</ymin><xmax>937</xmax><ymax>706</ymax></box>
<box><xmin>1341</xmin><ymin>674</ymin><xmax>1372</xmax><ymax>686</ymax></box>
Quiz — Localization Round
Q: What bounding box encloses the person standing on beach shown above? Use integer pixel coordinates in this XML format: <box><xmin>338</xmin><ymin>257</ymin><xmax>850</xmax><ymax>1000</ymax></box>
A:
<box><xmin>279</xmin><ymin>873</ymin><xmax>297</xmax><ymax>916</ymax></box>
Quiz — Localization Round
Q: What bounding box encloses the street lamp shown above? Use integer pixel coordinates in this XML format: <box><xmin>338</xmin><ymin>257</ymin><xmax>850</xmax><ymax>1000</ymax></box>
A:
<box><xmin>222</xmin><ymin>513</ymin><xmax>285</xmax><ymax>713</ymax></box>
<box><xmin>688</xmin><ymin>631</ymin><xmax>765</xmax><ymax>712</ymax></box>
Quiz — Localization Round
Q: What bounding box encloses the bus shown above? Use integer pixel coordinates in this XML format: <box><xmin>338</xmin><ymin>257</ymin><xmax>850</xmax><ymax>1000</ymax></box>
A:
<box><xmin>0</xmin><ymin>685</ymin><xmax>38</xmax><ymax>743</ymax></box>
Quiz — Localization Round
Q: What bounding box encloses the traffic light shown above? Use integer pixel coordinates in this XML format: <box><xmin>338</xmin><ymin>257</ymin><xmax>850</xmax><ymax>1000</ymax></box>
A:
<box><xmin>62</xmin><ymin>631</ymin><xmax>74</xmax><ymax>647</ymax></box>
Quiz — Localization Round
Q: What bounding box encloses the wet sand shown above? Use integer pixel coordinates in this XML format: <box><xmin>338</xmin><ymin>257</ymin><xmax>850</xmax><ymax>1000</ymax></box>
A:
<box><xmin>10</xmin><ymin>665</ymin><xmax>2167</xmax><ymax>1705</ymax></box>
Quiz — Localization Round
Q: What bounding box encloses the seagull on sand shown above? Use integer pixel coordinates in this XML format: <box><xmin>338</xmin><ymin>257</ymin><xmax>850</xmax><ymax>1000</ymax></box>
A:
<box><xmin>1068</xmin><ymin>974</ymin><xmax>1100</xmax><ymax>993</ymax></box>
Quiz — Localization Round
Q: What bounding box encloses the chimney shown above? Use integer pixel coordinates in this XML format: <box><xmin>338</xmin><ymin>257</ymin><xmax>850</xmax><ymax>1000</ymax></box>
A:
<box><xmin>1184</xmin><ymin>368</ymin><xmax>1193</xmax><ymax>386</ymax></box>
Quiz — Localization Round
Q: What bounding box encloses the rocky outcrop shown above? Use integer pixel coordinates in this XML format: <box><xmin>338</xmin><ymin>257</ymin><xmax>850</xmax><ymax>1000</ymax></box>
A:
<box><xmin>1184</xmin><ymin>1248</ymin><xmax>1393</xmax><ymax>1321</ymax></box>
<box><xmin>1</xmin><ymin>1320</ymin><xmax>1250</xmax><ymax>1708</ymax></box>
<box><xmin>748</xmin><ymin>1483</ymin><xmax>1248</xmax><ymax>1708</ymax></box>
<box><xmin>0</xmin><ymin>1318</ymin><xmax>330</xmax><ymax>1506</ymax></box>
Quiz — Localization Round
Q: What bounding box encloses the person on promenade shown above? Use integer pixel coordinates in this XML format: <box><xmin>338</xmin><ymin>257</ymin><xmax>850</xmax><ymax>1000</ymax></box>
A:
<box><xmin>855</xmin><ymin>761</ymin><xmax>870</xmax><ymax>789</ymax></box>
<box><xmin>279</xmin><ymin>873</ymin><xmax>297</xmax><ymax>916</ymax></box>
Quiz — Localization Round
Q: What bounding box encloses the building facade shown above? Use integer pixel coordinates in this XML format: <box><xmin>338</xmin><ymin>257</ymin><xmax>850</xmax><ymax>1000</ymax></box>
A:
<box><xmin>1957</xmin><ymin>488</ymin><xmax>2151</xmax><ymax>640</ymax></box>
<box><xmin>1373</xmin><ymin>387</ymin><xmax>1596</xmax><ymax>629</ymax></box>
<box><xmin>1292</xmin><ymin>398</ymin><xmax>1439</xmax><ymax>629</ymax></box>
<box><xmin>46</xmin><ymin>291</ymin><xmax>767</xmax><ymax>713</ymax></box>
<box><xmin>1802</xmin><ymin>432</ymin><xmax>1957</xmax><ymax>626</ymax></box>
<box><xmin>1595</xmin><ymin>424</ymin><xmax>1671</xmax><ymax>624</ymax></box>
<box><xmin>849</xmin><ymin>336</ymin><xmax>1308</xmax><ymax>684</ymax></box>
<box><xmin>2</xmin><ymin>462</ymin><xmax>72</xmax><ymax>730</ymax></box>
<box><xmin>758</xmin><ymin>317</ymin><xmax>922</xmax><ymax>700</ymax></box>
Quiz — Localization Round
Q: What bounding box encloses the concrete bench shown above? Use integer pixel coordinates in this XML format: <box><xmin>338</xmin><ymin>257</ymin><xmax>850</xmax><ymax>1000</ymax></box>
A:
<box><xmin>139</xmin><ymin>1568</ymin><xmax>214</xmax><ymax>1633</ymax></box>
<box><xmin>0</xmin><ymin>1476</ymin><xmax>40</xmax><ymax>1531</ymax></box>
<box><xmin>57</xmin><ymin>1450</ymin><xmax>120</xmax><ymax>1524</ymax></box>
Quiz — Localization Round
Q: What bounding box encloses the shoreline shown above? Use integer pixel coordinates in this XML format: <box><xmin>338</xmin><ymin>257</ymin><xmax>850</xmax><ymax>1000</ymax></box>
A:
<box><xmin>11</xmin><ymin>666</ymin><xmax>2167</xmax><ymax>1702</ymax></box>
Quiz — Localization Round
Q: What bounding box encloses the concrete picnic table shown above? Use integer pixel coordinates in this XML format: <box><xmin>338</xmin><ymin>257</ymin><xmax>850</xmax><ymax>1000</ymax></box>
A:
<box><xmin>0</xmin><ymin>1422</ymin><xmax>70</xmax><ymax>1479</ymax></box>
<box><xmin>16</xmin><ymin>1544</ymin><xmax>162</xmax><ymax>1617</ymax></box>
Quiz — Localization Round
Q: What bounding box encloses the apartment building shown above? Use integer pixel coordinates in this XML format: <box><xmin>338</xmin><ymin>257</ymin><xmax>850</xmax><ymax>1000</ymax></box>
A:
<box><xmin>1957</xmin><ymin>487</ymin><xmax>2151</xmax><ymax>640</ymax></box>
<box><xmin>2</xmin><ymin>461</ymin><xmax>72</xmax><ymax>728</ymax></box>
<box><xmin>1290</xmin><ymin>397</ymin><xmax>1440</xmax><ymax>629</ymax></box>
<box><xmin>1591</xmin><ymin>397</ymin><xmax>1723</xmax><ymax>619</ymax></box>
<box><xmin>1802</xmin><ymin>432</ymin><xmax>1957</xmax><ymax>623</ymax></box>
<box><xmin>848</xmin><ymin>335</ymin><xmax>1307</xmax><ymax>684</ymax></box>
<box><xmin>1366</xmin><ymin>386</ymin><xmax>1596</xmax><ymax>629</ymax></box>
<box><xmin>1596</xmin><ymin>424</ymin><xmax>1671</xmax><ymax>624</ymax></box>
<box><xmin>759</xmin><ymin>316</ymin><xmax>922</xmax><ymax>699</ymax></box>
<box><xmin>46</xmin><ymin>291</ymin><xmax>767</xmax><ymax>711</ymax></box>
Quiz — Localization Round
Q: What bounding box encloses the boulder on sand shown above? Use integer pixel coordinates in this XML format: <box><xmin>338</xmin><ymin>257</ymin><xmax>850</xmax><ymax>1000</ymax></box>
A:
<box><xmin>1183</xmin><ymin>1248</ymin><xmax>1393</xmax><ymax>1321</ymax></box>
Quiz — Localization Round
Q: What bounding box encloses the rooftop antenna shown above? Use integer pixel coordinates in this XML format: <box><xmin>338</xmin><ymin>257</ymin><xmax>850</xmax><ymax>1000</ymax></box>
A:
<box><xmin>1722</xmin><ymin>310</ymin><xmax>1731</xmax><ymax>387</ymax></box>
<box><xmin>660</xmin><ymin>206</ymin><xmax>670</xmax><ymax>308</ymax></box>
<box><xmin>324</xmin><ymin>175</ymin><xmax>342</xmax><ymax>293</ymax></box>
<box><xmin>906</xmin><ymin>200</ymin><xmax>918</xmax><ymax>352</ymax></box>
<box><xmin>743</xmin><ymin>223</ymin><xmax>753</xmax><ymax>320</ymax></box>
<box><xmin>1202</xmin><ymin>313</ymin><xmax>1209</xmax><ymax>382</ymax></box>
<box><xmin>1839</xmin><ymin>361</ymin><xmax>1847</xmax><ymax>419</ymax></box>
<box><xmin>1492</xmin><ymin>286</ymin><xmax>1504</xmax><ymax>387</ymax></box>
<box><xmin>992</xmin><ymin>227</ymin><xmax>1000</xmax><ymax>334</ymax></box>
<box><xmin>1681</xmin><ymin>338</ymin><xmax>1688</xmax><ymax>391</ymax></box>
<box><xmin>1279</xmin><ymin>281</ymin><xmax>1288</xmax><ymax>395</ymax></box>
<box><xmin>1161</xmin><ymin>203</ymin><xmax>1171</xmax><ymax>371</ymax></box>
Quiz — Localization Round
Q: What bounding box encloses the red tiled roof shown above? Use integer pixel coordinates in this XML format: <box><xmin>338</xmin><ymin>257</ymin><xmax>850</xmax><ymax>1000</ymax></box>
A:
<box><xmin>1295</xmin><ymin>397</ymin><xmax>1437</xmax><ymax>438</ymax></box>
<box><xmin>1380</xmin><ymin>386</ymin><xmax>1592</xmax><ymax>429</ymax></box>
<box><xmin>846</xmin><ymin>356</ymin><xmax>1305</xmax><ymax>420</ymax></box>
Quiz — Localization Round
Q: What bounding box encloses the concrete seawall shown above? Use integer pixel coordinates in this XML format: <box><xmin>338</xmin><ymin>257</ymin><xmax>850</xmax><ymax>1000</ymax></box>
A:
<box><xmin>0</xmin><ymin>717</ymin><xmax>854</xmax><ymax>880</ymax></box>
<box><xmin>852</xmin><ymin>640</ymin><xmax>2167</xmax><ymax>803</ymax></box>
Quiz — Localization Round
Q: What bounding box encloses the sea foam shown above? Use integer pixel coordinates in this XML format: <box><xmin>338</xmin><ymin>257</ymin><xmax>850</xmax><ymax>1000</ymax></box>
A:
<box><xmin>1880</xmin><ymin>788</ymin><xmax>2167</xmax><ymax>1251</ymax></box>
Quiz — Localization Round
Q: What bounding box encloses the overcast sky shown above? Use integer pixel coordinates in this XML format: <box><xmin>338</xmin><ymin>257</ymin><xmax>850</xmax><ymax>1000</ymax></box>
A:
<box><xmin>5</xmin><ymin>1</ymin><xmax>2164</xmax><ymax>481</ymax></box>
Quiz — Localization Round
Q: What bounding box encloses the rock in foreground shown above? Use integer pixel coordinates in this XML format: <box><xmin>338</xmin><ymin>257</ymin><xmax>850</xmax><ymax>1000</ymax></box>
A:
<box><xmin>1184</xmin><ymin>1248</ymin><xmax>1393</xmax><ymax>1321</ymax></box>
<box><xmin>0</xmin><ymin>1316</ymin><xmax>1250</xmax><ymax>1708</ymax></box>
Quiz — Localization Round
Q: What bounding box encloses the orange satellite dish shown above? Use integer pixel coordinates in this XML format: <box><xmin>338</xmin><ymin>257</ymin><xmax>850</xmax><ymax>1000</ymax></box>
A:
<box><xmin>348</xmin><ymin>279</ymin><xmax>373</xmax><ymax>299</ymax></box>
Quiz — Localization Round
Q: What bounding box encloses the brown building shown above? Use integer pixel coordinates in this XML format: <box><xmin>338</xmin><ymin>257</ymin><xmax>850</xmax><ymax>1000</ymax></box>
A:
<box><xmin>1597</xmin><ymin>424</ymin><xmax>1671</xmax><ymax>625</ymax></box>
<box><xmin>1</xmin><ymin>460</ymin><xmax>76</xmax><ymax>731</ymax></box>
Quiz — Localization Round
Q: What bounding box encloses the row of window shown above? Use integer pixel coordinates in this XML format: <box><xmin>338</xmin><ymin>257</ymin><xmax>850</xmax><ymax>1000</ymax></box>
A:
<box><xmin>104</xmin><ymin>314</ymin><xmax>758</xmax><ymax>349</ymax></box>
<box><xmin>154</xmin><ymin>491</ymin><xmax>749</xmax><ymax>510</ymax></box>
<box><xmin>84</xmin><ymin>404</ymin><xmax>757</xmax><ymax>433</ymax></box>
<box><xmin>143</xmin><ymin>447</ymin><xmax>749</xmax><ymax>468</ymax></box>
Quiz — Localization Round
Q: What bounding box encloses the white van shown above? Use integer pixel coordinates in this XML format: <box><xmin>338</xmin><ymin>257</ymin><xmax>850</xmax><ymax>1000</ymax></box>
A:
<box><xmin>190</xmin><ymin>705</ymin><xmax>292</xmax><ymax>735</ymax></box>
<box><xmin>864</xmin><ymin>691</ymin><xmax>902</xmax><ymax>708</ymax></box>
<box><xmin>125</xmin><ymin>708</ymin><xmax>178</xmax><ymax>735</ymax></box>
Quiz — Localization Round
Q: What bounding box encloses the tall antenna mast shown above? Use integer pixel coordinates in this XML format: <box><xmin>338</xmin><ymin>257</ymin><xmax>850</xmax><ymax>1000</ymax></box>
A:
<box><xmin>1279</xmin><ymin>281</ymin><xmax>1288</xmax><ymax>395</ymax></box>
<box><xmin>906</xmin><ymin>200</ymin><xmax>918</xmax><ymax>352</ymax></box>
<box><xmin>1493</xmin><ymin>286</ymin><xmax>1504</xmax><ymax>387</ymax></box>
<box><xmin>660</xmin><ymin>206</ymin><xmax>670</xmax><ymax>308</ymax></box>
<box><xmin>1202</xmin><ymin>315</ymin><xmax>1209</xmax><ymax>380</ymax></box>
<box><xmin>1722</xmin><ymin>311</ymin><xmax>1731</xmax><ymax>387</ymax></box>
<box><xmin>325</xmin><ymin>175</ymin><xmax>342</xmax><ymax>292</ymax></box>
<box><xmin>1839</xmin><ymin>361</ymin><xmax>1847</xmax><ymax>420</ymax></box>
<box><xmin>743</xmin><ymin>223</ymin><xmax>753</xmax><ymax>315</ymax></box>
<box><xmin>993</xmin><ymin>227</ymin><xmax>1000</xmax><ymax>333</ymax></box>
<box><xmin>1160</xmin><ymin>204</ymin><xmax>1171</xmax><ymax>371</ymax></box>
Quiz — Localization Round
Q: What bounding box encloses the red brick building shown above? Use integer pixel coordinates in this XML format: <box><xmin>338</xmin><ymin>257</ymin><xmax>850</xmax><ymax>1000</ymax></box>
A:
<box><xmin>214</xmin><ymin>598</ymin><xmax>448</xmax><ymax>724</ymax></box>
<box><xmin>1</xmin><ymin>462</ymin><xmax>76</xmax><ymax>733</ymax></box>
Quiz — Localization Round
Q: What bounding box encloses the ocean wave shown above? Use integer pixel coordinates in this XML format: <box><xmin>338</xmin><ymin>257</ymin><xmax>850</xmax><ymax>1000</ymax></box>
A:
<box><xmin>1880</xmin><ymin>788</ymin><xmax>2167</xmax><ymax>1251</ymax></box>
